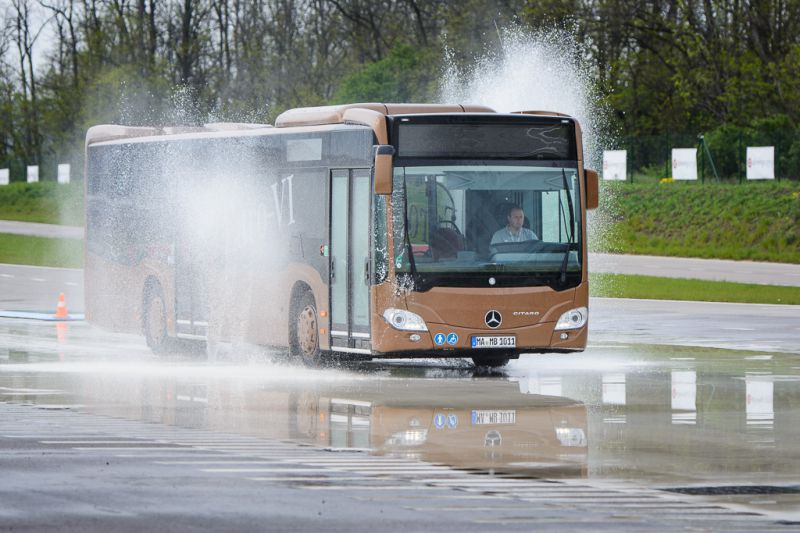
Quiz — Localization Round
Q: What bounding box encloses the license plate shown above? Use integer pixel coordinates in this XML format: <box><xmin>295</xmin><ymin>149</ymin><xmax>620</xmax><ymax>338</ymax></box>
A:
<box><xmin>472</xmin><ymin>410</ymin><xmax>516</xmax><ymax>425</ymax></box>
<box><xmin>471</xmin><ymin>335</ymin><xmax>516</xmax><ymax>348</ymax></box>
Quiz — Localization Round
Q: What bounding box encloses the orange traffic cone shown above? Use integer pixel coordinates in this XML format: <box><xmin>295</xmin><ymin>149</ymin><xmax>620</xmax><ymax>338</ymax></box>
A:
<box><xmin>56</xmin><ymin>321</ymin><xmax>68</xmax><ymax>343</ymax></box>
<box><xmin>54</xmin><ymin>292</ymin><xmax>69</xmax><ymax>319</ymax></box>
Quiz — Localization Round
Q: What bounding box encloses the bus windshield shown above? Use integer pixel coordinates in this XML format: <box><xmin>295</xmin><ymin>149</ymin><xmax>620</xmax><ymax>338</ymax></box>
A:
<box><xmin>391</xmin><ymin>163</ymin><xmax>582</xmax><ymax>291</ymax></box>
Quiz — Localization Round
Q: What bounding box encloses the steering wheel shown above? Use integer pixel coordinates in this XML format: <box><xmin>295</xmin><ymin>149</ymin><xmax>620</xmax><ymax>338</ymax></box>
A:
<box><xmin>490</xmin><ymin>239</ymin><xmax>543</xmax><ymax>255</ymax></box>
<box><xmin>437</xmin><ymin>219</ymin><xmax>463</xmax><ymax>235</ymax></box>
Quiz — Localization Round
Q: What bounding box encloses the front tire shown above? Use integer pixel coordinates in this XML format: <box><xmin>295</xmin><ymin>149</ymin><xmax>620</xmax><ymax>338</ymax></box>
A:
<box><xmin>291</xmin><ymin>292</ymin><xmax>322</xmax><ymax>366</ymax></box>
<box><xmin>471</xmin><ymin>354</ymin><xmax>511</xmax><ymax>368</ymax></box>
<box><xmin>143</xmin><ymin>284</ymin><xmax>171</xmax><ymax>354</ymax></box>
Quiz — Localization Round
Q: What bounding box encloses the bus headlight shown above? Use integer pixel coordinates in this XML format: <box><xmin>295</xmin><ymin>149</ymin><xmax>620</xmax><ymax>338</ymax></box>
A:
<box><xmin>382</xmin><ymin>308</ymin><xmax>428</xmax><ymax>332</ymax></box>
<box><xmin>554</xmin><ymin>307</ymin><xmax>587</xmax><ymax>330</ymax></box>
<box><xmin>555</xmin><ymin>427</ymin><xmax>587</xmax><ymax>447</ymax></box>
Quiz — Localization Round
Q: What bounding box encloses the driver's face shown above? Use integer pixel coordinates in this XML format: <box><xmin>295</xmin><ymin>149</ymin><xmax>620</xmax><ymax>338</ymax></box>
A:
<box><xmin>508</xmin><ymin>209</ymin><xmax>525</xmax><ymax>230</ymax></box>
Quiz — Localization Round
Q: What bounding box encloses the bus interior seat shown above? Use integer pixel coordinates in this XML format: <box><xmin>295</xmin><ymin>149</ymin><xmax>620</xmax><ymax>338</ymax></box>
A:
<box><xmin>430</xmin><ymin>228</ymin><xmax>463</xmax><ymax>261</ymax></box>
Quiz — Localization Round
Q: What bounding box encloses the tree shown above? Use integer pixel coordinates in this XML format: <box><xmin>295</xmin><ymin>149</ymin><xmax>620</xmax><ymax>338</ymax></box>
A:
<box><xmin>333</xmin><ymin>44</ymin><xmax>438</xmax><ymax>103</ymax></box>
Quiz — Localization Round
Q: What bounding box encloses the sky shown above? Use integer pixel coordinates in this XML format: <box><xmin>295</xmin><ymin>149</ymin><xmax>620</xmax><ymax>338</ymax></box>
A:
<box><xmin>1</xmin><ymin>2</ymin><xmax>58</xmax><ymax>76</ymax></box>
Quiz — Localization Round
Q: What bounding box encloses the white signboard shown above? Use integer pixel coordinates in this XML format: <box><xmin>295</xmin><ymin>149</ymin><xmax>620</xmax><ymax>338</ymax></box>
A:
<box><xmin>746</xmin><ymin>377</ymin><xmax>773</xmax><ymax>426</ymax></box>
<box><xmin>602</xmin><ymin>150</ymin><xmax>627</xmax><ymax>181</ymax></box>
<box><xmin>57</xmin><ymin>163</ymin><xmax>71</xmax><ymax>184</ymax></box>
<box><xmin>671</xmin><ymin>371</ymin><xmax>697</xmax><ymax>411</ymax></box>
<box><xmin>602</xmin><ymin>373</ymin><xmax>626</xmax><ymax>405</ymax></box>
<box><xmin>671</xmin><ymin>370</ymin><xmax>697</xmax><ymax>425</ymax></box>
<box><xmin>517</xmin><ymin>375</ymin><xmax>562</xmax><ymax>397</ymax></box>
<box><xmin>0</xmin><ymin>168</ymin><xmax>8</xmax><ymax>185</ymax></box>
<box><xmin>671</xmin><ymin>148</ymin><xmax>697</xmax><ymax>180</ymax></box>
<box><xmin>26</xmin><ymin>165</ymin><xmax>39</xmax><ymax>183</ymax></box>
<box><xmin>746</xmin><ymin>146</ymin><xmax>774</xmax><ymax>180</ymax></box>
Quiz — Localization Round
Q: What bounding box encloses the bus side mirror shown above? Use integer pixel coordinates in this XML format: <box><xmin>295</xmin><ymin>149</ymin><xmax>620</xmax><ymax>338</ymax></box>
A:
<box><xmin>585</xmin><ymin>168</ymin><xmax>599</xmax><ymax>209</ymax></box>
<box><xmin>374</xmin><ymin>145</ymin><xmax>395</xmax><ymax>195</ymax></box>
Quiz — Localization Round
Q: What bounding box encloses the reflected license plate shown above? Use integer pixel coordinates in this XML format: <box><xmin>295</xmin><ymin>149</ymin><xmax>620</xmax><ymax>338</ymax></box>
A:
<box><xmin>472</xmin><ymin>409</ymin><xmax>517</xmax><ymax>425</ymax></box>
<box><xmin>471</xmin><ymin>335</ymin><xmax>516</xmax><ymax>348</ymax></box>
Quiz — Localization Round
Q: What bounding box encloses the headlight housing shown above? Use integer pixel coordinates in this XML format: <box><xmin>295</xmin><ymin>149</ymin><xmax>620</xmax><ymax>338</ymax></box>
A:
<box><xmin>555</xmin><ymin>427</ymin><xmax>587</xmax><ymax>447</ymax></box>
<box><xmin>382</xmin><ymin>308</ymin><xmax>428</xmax><ymax>331</ymax></box>
<box><xmin>554</xmin><ymin>307</ymin><xmax>587</xmax><ymax>330</ymax></box>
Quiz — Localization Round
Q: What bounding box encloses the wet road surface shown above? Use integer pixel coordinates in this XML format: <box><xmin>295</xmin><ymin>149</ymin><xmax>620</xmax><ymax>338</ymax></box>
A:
<box><xmin>1</xmin><ymin>317</ymin><xmax>799</xmax><ymax>531</ymax></box>
<box><xmin>0</xmin><ymin>220</ymin><xmax>83</xmax><ymax>239</ymax></box>
<box><xmin>0</xmin><ymin>263</ymin><xmax>83</xmax><ymax>314</ymax></box>
<box><xmin>591</xmin><ymin>253</ymin><xmax>800</xmax><ymax>287</ymax></box>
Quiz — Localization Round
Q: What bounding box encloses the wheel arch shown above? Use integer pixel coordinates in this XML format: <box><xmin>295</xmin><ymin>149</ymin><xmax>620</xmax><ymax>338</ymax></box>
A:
<box><xmin>288</xmin><ymin>281</ymin><xmax>314</xmax><ymax>343</ymax></box>
<box><xmin>290</xmin><ymin>281</ymin><xmax>314</xmax><ymax>306</ymax></box>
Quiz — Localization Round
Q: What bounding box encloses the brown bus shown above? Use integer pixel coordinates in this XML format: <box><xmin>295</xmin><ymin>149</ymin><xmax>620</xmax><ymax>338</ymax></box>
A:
<box><xmin>84</xmin><ymin>103</ymin><xmax>599</xmax><ymax>367</ymax></box>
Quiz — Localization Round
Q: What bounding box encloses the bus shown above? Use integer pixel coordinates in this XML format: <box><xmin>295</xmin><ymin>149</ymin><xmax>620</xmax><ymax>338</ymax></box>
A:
<box><xmin>64</xmin><ymin>370</ymin><xmax>588</xmax><ymax>478</ymax></box>
<box><xmin>84</xmin><ymin>103</ymin><xmax>599</xmax><ymax>367</ymax></box>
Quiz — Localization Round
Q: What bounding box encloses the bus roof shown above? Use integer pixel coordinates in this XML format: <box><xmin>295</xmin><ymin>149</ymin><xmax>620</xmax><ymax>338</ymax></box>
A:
<box><xmin>85</xmin><ymin>122</ymin><xmax>273</xmax><ymax>147</ymax></box>
<box><xmin>86</xmin><ymin>104</ymin><xmax>575</xmax><ymax>147</ymax></box>
<box><xmin>274</xmin><ymin>103</ymin><xmax>495</xmax><ymax>127</ymax></box>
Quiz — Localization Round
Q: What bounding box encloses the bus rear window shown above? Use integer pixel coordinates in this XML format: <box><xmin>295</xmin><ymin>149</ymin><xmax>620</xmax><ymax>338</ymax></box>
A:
<box><xmin>397</xmin><ymin>121</ymin><xmax>576</xmax><ymax>160</ymax></box>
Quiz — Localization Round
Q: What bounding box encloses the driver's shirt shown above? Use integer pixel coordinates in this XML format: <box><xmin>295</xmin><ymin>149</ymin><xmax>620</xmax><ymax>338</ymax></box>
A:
<box><xmin>490</xmin><ymin>226</ymin><xmax>538</xmax><ymax>245</ymax></box>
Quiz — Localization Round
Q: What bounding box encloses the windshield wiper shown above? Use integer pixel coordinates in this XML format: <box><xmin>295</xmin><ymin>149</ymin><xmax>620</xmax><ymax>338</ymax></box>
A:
<box><xmin>559</xmin><ymin>168</ymin><xmax>576</xmax><ymax>285</ymax></box>
<box><xmin>401</xmin><ymin>176</ymin><xmax>419</xmax><ymax>284</ymax></box>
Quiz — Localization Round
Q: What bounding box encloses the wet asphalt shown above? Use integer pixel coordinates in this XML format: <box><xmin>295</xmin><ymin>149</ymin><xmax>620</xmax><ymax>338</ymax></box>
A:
<box><xmin>1</xmin><ymin>306</ymin><xmax>799</xmax><ymax>531</ymax></box>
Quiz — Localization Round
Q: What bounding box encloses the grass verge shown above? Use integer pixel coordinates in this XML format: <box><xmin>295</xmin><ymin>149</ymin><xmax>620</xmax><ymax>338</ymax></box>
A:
<box><xmin>0</xmin><ymin>233</ymin><xmax>83</xmax><ymax>268</ymax></box>
<box><xmin>590</xmin><ymin>272</ymin><xmax>800</xmax><ymax>305</ymax></box>
<box><xmin>0</xmin><ymin>181</ymin><xmax>84</xmax><ymax>225</ymax></box>
<box><xmin>595</xmin><ymin>181</ymin><xmax>800</xmax><ymax>263</ymax></box>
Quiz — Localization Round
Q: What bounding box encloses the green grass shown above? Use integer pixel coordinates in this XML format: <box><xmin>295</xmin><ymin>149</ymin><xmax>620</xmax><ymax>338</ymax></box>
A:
<box><xmin>591</xmin><ymin>272</ymin><xmax>800</xmax><ymax>305</ymax></box>
<box><xmin>0</xmin><ymin>181</ymin><xmax>84</xmax><ymax>226</ymax></box>
<box><xmin>0</xmin><ymin>233</ymin><xmax>83</xmax><ymax>268</ymax></box>
<box><xmin>594</xmin><ymin>181</ymin><xmax>800</xmax><ymax>263</ymax></box>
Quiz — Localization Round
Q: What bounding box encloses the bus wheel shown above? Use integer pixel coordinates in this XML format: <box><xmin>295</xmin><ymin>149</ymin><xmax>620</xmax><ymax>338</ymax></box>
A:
<box><xmin>143</xmin><ymin>285</ymin><xmax>169</xmax><ymax>354</ymax></box>
<box><xmin>293</xmin><ymin>292</ymin><xmax>321</xmax><ymax>366</ymax></box>
<box><xmin>471</xmin><ymin>354</ymin><xmax>510</xmax><ymax>368</ymax></box>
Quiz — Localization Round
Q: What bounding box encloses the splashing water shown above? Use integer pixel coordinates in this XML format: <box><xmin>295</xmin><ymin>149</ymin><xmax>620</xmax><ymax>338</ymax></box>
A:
<box><xmin>441</xmin><ymin>27</ymin><xmax>606</xmax><ymax>167</ymax></box>
<box><xmin>440</xmin><ymin>27</ymin><xmax>618</xmax><ymax>286</ymax></box>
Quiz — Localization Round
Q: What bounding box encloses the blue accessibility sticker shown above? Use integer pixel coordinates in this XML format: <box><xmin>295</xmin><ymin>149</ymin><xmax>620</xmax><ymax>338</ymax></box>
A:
<box><xmin>447</xmin><ymin>413</ymin><xmax>458</xmax><ymax>429</ymax></box>
<box><xmin>434</xmin><ymin>413</ymin><xmax>446</xmax><ymax>429</ymax></box>
<box><xmin>434</xmin><ymin>333</ymin><xmax>446</xmax><ymax>346</ymax></box>
<box><xmin>447</xmin><ymin>333</ymin><xmax>458</xmax><ymax>345</ymax></box>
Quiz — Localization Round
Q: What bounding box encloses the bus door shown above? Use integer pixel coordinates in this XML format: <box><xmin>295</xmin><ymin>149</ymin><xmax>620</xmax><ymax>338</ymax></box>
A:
<box><xmin>329</xmin><ymin>169</ymin><xmax>371</xmax><ymax>354</ymax></box>
<box><xmin>175</xmin><ymin>240</ymin><xmax>209</xmax><ymax>341</ymax></box>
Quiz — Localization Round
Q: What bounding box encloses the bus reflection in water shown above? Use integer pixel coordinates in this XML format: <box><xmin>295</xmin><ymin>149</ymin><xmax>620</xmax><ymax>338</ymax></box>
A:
<box><xmin>84</xmin><ymin>103</ymin><xmax>599</xmax><ymax>368</ymax></box>
<box><xmin>151</xmin><ymin>378</ymin><xmax>588</xmax><ymax>478</ymax></box>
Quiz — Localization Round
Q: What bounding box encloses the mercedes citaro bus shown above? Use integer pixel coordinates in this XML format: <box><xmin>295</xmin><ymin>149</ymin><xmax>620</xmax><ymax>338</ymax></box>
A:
<box><xmin>84</xmin><ymin>103</ymin><xmax>599</xmax><ymax>367</ymax></box>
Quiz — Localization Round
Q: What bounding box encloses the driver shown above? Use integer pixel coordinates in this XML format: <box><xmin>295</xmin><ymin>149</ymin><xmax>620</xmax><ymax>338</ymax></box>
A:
<box><xmin>491</xmin><ymin>205</ymin><xmax>538</xmax><ymax>244</ymax></box>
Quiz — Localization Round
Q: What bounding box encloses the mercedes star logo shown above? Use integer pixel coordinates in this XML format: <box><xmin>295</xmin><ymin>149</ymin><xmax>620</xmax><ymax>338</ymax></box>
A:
<box><xmin>485</xmin><ymin>430</ymin><xmax>502</xmax><ymax>447</ymax></box>
<box><xmin>485</xmin><ymin>310</ymin><xmax>502</xmax><ymax>329</ymax></box>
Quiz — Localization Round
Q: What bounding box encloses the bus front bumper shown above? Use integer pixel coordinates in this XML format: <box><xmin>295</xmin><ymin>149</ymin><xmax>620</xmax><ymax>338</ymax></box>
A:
<box><xmin>370</xmin><ymin>321</ymin><xmax>587</xmax><ymax>357</ymax></box>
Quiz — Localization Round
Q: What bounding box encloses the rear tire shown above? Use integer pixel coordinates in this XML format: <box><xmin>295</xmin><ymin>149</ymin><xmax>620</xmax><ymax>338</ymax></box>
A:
<box><xmin>143</xmin><ymin>284</ymin><xmax>172</xmax><ymax>354</ymax></box>
<box><xmin>290</xmin><ymin>291</ymin><xmax>322</xmax><ymax>367</ymax></box>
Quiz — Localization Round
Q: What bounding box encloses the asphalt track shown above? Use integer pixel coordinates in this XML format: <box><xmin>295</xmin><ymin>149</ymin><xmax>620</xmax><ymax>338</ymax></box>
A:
<box><xmin>1</xmin><ymin>315</ymin><xmax>799</xmax><ymax>531</ymax></box>
<box><xmin>591</xmin><ymin>252</ymin><xmax>800</xmax><ymax>287</ymax></box>
<box><xmin>0</xmin><ymin>220</ymin><xmax>83</xmax><ymax>239</ymax></box>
